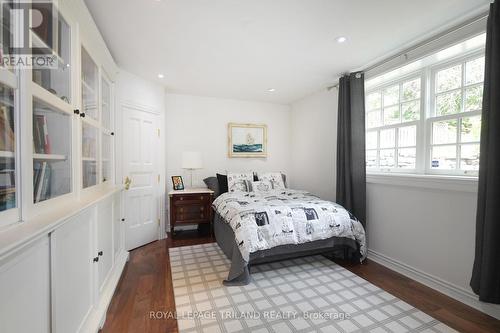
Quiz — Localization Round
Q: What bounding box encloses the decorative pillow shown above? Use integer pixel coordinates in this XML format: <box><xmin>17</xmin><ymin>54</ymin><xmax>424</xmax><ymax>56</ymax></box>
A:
<box><xmin>249</xmin><ymin>180</ymin><xmax>273</xmax><ymax>193</ymax></box>
<box><xmin>203</xmin><ymin>177</ymin><xmax>220</xmax><ymax>198</ymax></box>
<box><xmin>227</xmin><ymin>172</ymin><xmax>253</xmax><ymax>192</ymax></box>
<box><xmin>258</xmin><ymin>172</ymin><xmax>286</xmax><ymax>189</ymax></box>
<box><xmin>216</xmin><ymin>173</ymin><xmax>228</xmax><ymax>194</ymax></box>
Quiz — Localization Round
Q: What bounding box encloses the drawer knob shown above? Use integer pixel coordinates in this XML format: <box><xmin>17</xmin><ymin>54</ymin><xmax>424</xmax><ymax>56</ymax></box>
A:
<box><xmin>180</xmin><ymin>197</ymin><xmax>184</xmax><ymax>200</ymax></box>
<box><xmin>200</xmin><ymin>206</ymin><xmax>204</xmax><ymax>211</ymax></box>
<box><xmin>200</xmin><ymin>196</ymin><xmax>204</xmax><ymax>200</ymax></box>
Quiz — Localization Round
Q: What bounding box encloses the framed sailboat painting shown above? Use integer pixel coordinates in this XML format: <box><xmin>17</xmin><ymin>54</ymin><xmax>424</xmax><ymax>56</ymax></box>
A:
<box><xmin>228</xmin><ymin>123</ymin><xmax>267</xmax><ymax>158</ymax></box>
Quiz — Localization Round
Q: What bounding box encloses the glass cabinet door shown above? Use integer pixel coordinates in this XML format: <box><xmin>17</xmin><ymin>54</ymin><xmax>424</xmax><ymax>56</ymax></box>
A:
<box><xmin>101</xmin><ymin>133</ymin><xmax>111</xmax><ymax>183</ymax></box>
<box><xmin>101</xmin><ymin>77</ymin><xmax>111</xmax><ymax>129</ymax></box>
<box><xmin>31</xmin><ymin>7</ymin><xmax>71</xmax><ymax>103</ymax></box>
<box><xmin>82</xmin><ymin>123</ymin><xmax>98</xmax><ymax>188</ymax></box>
<box><xmin>81</xmin><ymin>48</ymin><xmax>98</xmax><ymax>120</ymax></box>
<box><xmin>32</xmin><ymin>100</ymin><xmax>72</xmax><ymax>203</ymax></box>
<box><xmin>0</xmin><ymin>84</ymin><xmax>15</xmax><ymax>212</ymax></box>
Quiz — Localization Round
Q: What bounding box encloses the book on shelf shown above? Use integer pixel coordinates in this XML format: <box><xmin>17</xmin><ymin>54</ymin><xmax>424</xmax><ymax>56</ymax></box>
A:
<box><xmin>0</xmin><ymin>105</ymin><xmax>15</xmax><ymax>152</ymax></box>
<box><xmin>33</xmin><ymin>114</ymin><xmax>51</xmax><ymax>154</ymax></box>
<box><xmin>33</xmin><ymin>161</ymin><xmax>52</xmax><ymax>203</ymax></box>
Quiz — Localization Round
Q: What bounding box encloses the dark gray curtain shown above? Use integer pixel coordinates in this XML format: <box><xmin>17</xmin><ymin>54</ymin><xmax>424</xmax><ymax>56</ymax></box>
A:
<box><xmin>470</xmin><ymin>0</ymin><xmax>500</xmax><ymax>304</ymax></box>
<box><xmin>336</xmin><ymin>72</ymin><xmax>366</xmax><ymax>227</ymax></box>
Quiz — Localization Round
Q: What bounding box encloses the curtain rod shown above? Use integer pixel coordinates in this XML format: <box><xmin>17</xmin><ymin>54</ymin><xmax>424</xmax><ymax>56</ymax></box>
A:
<box><xmin>327</xmin><ymin>9</ymin><xmax>490</xmax><ymax>92</ymax></box>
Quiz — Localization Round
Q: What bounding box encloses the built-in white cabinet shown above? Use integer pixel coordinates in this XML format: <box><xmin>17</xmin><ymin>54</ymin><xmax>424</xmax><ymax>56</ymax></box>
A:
<box><xmin>97</xmin><ymin>197</ymin><xmax>113</xmax><ymax>295</ymax></box>
<box><xmin>0</xmin><ymin>237</ymin><xmax>51</xmax><ymax>333</ymax></box>
<box><xmin>52</xmin><ymin>208</ymin><xmax>95</xmax><ymax>333</ymax></box>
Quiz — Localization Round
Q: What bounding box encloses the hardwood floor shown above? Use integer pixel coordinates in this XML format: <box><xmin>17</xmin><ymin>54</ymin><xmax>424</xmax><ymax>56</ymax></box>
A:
<box><xmin>101</xmin><ymin>233</ymin><xmax>500</xmax><ymax>333</ymax></box>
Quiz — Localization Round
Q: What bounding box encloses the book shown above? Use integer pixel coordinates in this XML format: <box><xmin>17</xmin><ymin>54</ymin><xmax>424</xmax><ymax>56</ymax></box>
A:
<box><xmin>34</xmin><ymin>162</ymin><xmax>47</xmax><ymax>203</ymax></box>
<box><xmin>0</xmin><ymin>105</ymin><xmax>15</xmax><ymax>152</ymax></box>
<box><xmin>34</xmin><ymin>115</ymin><xmax>51</xmax><ymax>154</ymax></box>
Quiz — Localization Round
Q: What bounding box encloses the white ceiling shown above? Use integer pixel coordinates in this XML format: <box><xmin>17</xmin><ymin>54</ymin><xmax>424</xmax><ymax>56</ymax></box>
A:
<box><xmin>84</xmin><ymin>0</ymin><xmax>490</xmax><ymax>104</ymax></box>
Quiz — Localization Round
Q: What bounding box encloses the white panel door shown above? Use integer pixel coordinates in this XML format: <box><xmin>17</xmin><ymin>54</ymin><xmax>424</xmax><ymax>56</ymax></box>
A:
<box><xmin>0</xmin><ymin>237</ymin><xmax>51</xmax><ymax>333</ymax></box>
<box><xmin>97</xmin><ymin>197</ymin><xmax>113</xmax><ymax>294</ymax></box>
<box><xmin>51</xmin><ymin>209</ymin><xmax>95</xmax><ymax>333</ymax></box>
<box><xmin>123</xmin><ymin>106</ymin><xmax>159</xmax><ymax>250</ymax></box>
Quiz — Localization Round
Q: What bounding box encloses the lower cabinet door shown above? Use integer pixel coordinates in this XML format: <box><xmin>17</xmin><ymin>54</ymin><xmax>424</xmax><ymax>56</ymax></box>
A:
<box><xmin>113</xmin><ymin>192</ymin><xmax>123</xmax><ymax>260</ymax></box>
<box><xmin>51</xmin><ymin>208</ymin><xmax>95</xmax><ymax>333</ymax></box>
<box><xmin>97</xmin><ymin>197</ymin><xmax>113</xmax><ymax>294</ymax></box>
<box><xmin>0</xmin><ymin>237</ymin><xmax>51</xmax><ymax>333</ymax></box>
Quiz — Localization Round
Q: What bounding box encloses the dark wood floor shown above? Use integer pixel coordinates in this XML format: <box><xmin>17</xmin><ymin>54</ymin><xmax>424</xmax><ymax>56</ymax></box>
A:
<box><xmin>101</xmin><ymin>232</ymin><xmax>500</xmax><ymax>333</ymax></box>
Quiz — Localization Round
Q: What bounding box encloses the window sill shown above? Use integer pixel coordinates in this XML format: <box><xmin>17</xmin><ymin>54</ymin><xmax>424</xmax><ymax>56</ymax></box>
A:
<box><xmin>366</xmin><ymin>172</ymin><xmax>478</xmax><ymax>192</ymax></box>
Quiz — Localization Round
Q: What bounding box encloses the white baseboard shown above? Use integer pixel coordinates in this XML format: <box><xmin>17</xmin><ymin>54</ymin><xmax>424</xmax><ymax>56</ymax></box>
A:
<box><xmin>80</xmin><ymin>250</ymin><xmax>129</xmax><ymax>333</ymax></box>
<box><xmin>368</xmin><ymin>249</ymin><xmax>500</xmax><ymax>320</ymax></box>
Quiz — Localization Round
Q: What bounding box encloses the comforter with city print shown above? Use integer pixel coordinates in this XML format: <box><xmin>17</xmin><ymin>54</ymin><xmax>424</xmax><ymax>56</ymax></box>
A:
<box><xmin>212</xmin><ymin>189</ymin><xmax>367</xmax><ymax>262</ymax></box>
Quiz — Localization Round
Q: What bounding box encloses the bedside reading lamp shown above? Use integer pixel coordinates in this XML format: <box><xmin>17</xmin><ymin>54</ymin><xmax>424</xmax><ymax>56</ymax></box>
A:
<box><xmin>181</xmin><ymin>152</ymin><xmax>203</xmax><ymax>188</ymax></box>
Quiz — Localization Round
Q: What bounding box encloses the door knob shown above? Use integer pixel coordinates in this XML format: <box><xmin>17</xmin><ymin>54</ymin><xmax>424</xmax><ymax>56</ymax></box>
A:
<box><xmin>124</xmin><ymin>176</ymin><xmax>132</xmax><ymax>190</ymax></box>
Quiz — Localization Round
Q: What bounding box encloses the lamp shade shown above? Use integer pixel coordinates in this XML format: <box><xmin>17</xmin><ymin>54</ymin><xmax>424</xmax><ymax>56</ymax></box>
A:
<box><xmin>181</xmin><ymin>151</ymin><xmax>203</xmax><ymax>169</ymax></box>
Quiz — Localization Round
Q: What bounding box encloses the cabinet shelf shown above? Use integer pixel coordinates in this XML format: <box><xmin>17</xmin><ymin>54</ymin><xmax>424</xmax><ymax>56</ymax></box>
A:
<box><xmin>0</xmin><ymin>151</ymin><xmax>15</xmax><ymax>158</ymax></box>
<box><xmin>33</xmin><ymin>153</ymin><xmax>67</xmax><ymax>161</ymax></box>
<box><xmin>82</xmin><ymin>157</ymin><xmax>97</xmax><ymax>162</ymax></box>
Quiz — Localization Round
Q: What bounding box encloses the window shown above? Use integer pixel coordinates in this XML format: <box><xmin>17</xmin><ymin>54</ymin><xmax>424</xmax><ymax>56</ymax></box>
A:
<box><xmin>366</xmin><ymin>76</ymin><xmax>421</xmax><ymax>172</ymax></box>
<box><xmin>365</xmin><ymin>38</ymin><xmax>485</xmax><ymax>177</ymax></box>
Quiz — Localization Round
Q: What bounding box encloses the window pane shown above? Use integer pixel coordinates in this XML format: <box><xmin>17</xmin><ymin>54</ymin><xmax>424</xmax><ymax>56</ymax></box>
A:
<box><xmin>33</xmin><ymin>100</ymin><xmax>72</xmax><ymax>203</ymax></box>
<box><xmin>102</xmin><ymin>133</ymin><xmax>111</xmax><ymax>182</ymax></box>
<box><xmin>366</xmin><ymin>131</ymin><xmax>377</xmax><ymax>149</ymax></box>
<box><xmin>383</xmin><ymin>105</ymin><xmax>400</xmax><ymax>125</ymax></box>
<box><xmin>102</xmin><ymin>78</ymin><xmax>111</xmax><ymax>129</ymax></box>
<box><xmin>0</xmin><ymin>84</ymin><xmax>15</xmax><ymax>212</ymax></box>
<box><xmin>465</xmin><ymin>85</ymin><xmax>483</xmax><ymax>112</ymax></box>
<box><xmin>82</xmin><ymin>123</ymin><xmax>98</xmax><ymax>188</ymax></box>
<box><xmin>402</xmin><ymin>78</ymin><xmax>421</xmax><ymax>101</ymax></box>
<box><xmin>366</xmin><ymin>150</ymin><xmax>377</xmax><ymax>168</ymax></box>
<box><xmin>398</xmin><ymin>148</ymin><xmax>416</xmax><ymax>169</ymax></box>
<box><xmin>460</xmin><ymin>144</ymin><xmax>480</xmax><ymax>171</ymax></box>
<box><xmin>32</xmin><ymin>11</ymin><xmax>71</xmax><ymax>103</ymax></box>
<box><xmin>436</xmin><ymin>90</ymin><xmax>462</xmax><ymax>116</ymax></box>
<box><xmin>461</xmin><ymin>116</ymin><xmax>481</xmax><ymax>143</ymax></box>
<box><xmin>383</xmin><ymin>85</ymin><xmax>399</xmax><ymax>106</ymax></box>
<box><xmin>398</xmin><ymin>125</ymin><xmax>416</xmax><ymax>147</ymax></box>
<box><xmin>82</xmin><ymin>48</ymin><xmax>99</xmax><ymax>120</ymax></box>
<box><xmin>431</xmin><ymin>145</ymin><xmax>457</xmax><ymax>169</ymax></box>
<box><xmin>401</xmin><ymin>101</ymin><xmax>420</xmax><ymax>122</ymax></box>
<box><xmin>436</xmin><ymin>64</ymin><xmax>462</xmax><ymax>92</ymax></box>
<box><xmin>366</xmin><ymin>110</ymin><xmax>381</xmax><ymax>128</ymax></box>
<box><xmin>366</xmin><ymin>92</ymin><xmax>381</xmax><ymax>111</ymax></box>
<box><xmin>465</xmin><ymin>57</ymin><xmax>485</xmax><ymax>85</ymax></box>
<box><xmin>380</xmin><ymin>129</ymin><xmax>395</xmax><ymax>148</ymax></box>
<box><xmin>432</xmin><ymin>120</ymin><xmax>457</xmax><ymax>144</ymax></box>
<box><xmin>379</xmin><ymin>149</ymin><xmax>395</xmax><ymax>168</ymax></box>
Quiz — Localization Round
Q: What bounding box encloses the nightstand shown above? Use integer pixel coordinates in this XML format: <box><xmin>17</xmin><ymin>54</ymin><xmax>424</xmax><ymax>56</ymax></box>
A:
<box><xmin>169</xmin><ymin>188</ymin><xmax>214</xmax><ymax>238</ymax></box>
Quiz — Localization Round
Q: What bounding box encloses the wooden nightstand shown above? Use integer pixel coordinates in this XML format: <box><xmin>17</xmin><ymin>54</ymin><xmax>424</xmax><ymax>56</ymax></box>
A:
<box><xmin>169</xmin><ymin>188</ymin><xmax>214</xmax><ymax>238</ymax></box>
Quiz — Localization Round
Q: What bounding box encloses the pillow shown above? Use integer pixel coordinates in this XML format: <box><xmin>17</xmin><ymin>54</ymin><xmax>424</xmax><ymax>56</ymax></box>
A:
<box><xmin>249</xmin><ymin>180</ymin><xmax>273</xmax><ymax>193</ymax></box>
<box><xmin>216</xmin><ymin>173</ymin><xmax>228</xmax><ymax>194</ymax></box>
<box><xmin>258</xmin><ymin>172</ymin><xmax>286</xmax><ymax>189</ymax></box>
<box><xmin>227</xmin><ymin>172</ymin><xmax>253</xmax><ymax>192</ymax></box>
<box><xmin>203</xmin><ymin>177</ymin><xmax>220</xmax><ymax>197</ymax></box>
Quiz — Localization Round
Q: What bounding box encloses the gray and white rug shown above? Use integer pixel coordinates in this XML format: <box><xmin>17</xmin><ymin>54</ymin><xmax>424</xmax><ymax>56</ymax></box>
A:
<box><xmin>169</xmin><ymin>243</ymin><xmax>457</xmax><ymax>333</ymax></box>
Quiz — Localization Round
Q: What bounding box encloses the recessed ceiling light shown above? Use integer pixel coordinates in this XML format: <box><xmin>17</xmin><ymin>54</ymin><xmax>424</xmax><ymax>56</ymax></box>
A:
<box><xmin>336</xmin><ymin>36</ymin><xmax>347</xmax><ymax>43</ymax></box>
<box><xmin>158</xmin><ymin>74</ymin><xmax>164</xmax><ymax>79</ymax></box>
<box><xmin>267</xmin><ymin>88</ymin><xmax>276</xmax><ymax>92</ymax></box>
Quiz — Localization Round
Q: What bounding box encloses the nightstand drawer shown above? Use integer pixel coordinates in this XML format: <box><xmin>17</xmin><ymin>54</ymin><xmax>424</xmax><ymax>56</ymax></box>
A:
<box><xmin>173</xmin><ymin>194</ymin><xmax>210</xmax><ymax>204</ymax></box>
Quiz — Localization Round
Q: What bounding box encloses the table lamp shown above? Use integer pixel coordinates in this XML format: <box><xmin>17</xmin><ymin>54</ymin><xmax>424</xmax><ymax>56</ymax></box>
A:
<box><xmin>181</xmin><ymin>151</ymin><xmax>203</xmax><ymax>187</ymax></box>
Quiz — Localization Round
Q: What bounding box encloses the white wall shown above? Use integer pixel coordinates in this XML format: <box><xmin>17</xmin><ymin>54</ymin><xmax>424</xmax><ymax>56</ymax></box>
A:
<box><xmin>289</xmin><ymin>88</ymin><xmax>500</xmax><ymax>319</ymax></box>
<box><xmin>165</xmin><ymin>93</ymin><xmax>292</xmax><ymax>189</ymax></box>
<box><xmin>115</xmin><ymin>70</ymin><xmax>167</xmax><ymax>236</ymax></box>
<box><xmin>290</xmin><ymin>89</ymin><xmax>338</xmax><ymax>201</ymax></box>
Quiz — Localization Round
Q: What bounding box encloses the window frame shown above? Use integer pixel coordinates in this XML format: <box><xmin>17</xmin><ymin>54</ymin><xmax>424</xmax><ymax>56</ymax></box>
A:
<box><xmin>365</xmin><ymin>48</ymin><xmax>485</xmax><ymax>177</ymax></box>
<box><xmin>365</xmin><ymin>70</ymin><xmax>425</xmax><ymax>174</ymax></box>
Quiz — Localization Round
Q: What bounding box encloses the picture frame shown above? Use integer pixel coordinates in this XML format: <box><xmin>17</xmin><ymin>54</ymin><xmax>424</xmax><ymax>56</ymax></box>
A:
<box><xmin>171</xmin><ymin>176</ymin><xmax>185</xmax><ymax>190</ymax></box>
<box><xmin>228</xmin><ymin>123</ymin><xmax>267</xmax><ymax>158</ymax></box>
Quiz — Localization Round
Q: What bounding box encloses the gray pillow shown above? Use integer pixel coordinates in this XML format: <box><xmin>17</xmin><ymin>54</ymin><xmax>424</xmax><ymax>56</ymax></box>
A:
<box><xmin>203</xmin><ymin>177</ymin><xmax>220</xmax><ymax>198</ymax></box>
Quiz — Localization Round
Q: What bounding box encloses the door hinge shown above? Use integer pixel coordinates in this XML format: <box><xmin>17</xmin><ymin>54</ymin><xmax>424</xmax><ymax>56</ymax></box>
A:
<box><xmin>157</xmin><ymin>174</ymin><xmax>160</xmax><ymax>183</ymax></box>
<box><xmin>157</xmin><ymin>128</ymin><xmax>160</xmax><ymax>137</ymax></box>
<box><xmin>157</xmin><ymin>218</ymin><xmax>160</xmax><ymax>226</ymax></box>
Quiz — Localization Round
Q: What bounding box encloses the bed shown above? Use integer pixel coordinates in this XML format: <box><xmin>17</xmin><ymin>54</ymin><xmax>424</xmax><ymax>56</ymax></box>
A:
<box><xmin>211</xmin><ymin>188</ymin><xmax>367</xmax><ymax>285</ymax></box>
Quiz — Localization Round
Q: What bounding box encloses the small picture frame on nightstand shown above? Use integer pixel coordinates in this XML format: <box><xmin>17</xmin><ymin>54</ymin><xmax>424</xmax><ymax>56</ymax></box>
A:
<box><xmin>171</xmin><ymin>176</ymin><xmax>185</xmax><ymax>190</ymax></box>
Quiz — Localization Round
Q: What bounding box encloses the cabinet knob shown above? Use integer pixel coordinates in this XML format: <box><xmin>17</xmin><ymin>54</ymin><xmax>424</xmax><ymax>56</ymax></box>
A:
<box><xmin>93</xmin><ymin>257</ymin><xmax>99</xmax><ymax>263</ymax></box>
<box><xmin>98</xmin><ymin>251</ymin><xmax>103</xmax><ymax>256</ymax></box>
<box><xmin>121</xmin><ymin>218</ymin><xmax>125</xmax><ymax>222</ymax></box>
<box><xmin>111</xmin><ymin>132</ymin><xmax>115</xmax><ymax>136</ymax></box>
<box><xmin>80</xmin><ymin>112</ymin><xmax>86</xmax><ymax>118</ymax></box>
<box><xmin>73</xmin><ymin>109</ymin><xmax>80</xmax><ymax>115</ymax></box>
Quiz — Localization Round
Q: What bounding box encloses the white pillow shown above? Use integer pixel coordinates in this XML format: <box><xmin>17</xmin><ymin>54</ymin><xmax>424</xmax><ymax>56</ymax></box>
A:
<box><xmin>250</xmin><ymin>180</ymin><xmax>273</xmax><ymax>193</ymax></box>
<box><xmin>227</xmin><ymin>172</ymin><xmax>253</xmax><ymax>192</ymax></box>
<box><xmin>258</xmin><ymin>172</ymin><xmax>285</xmax><ymax>189</ymax></box>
